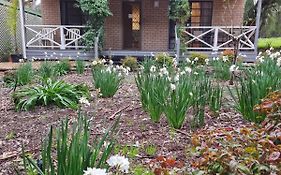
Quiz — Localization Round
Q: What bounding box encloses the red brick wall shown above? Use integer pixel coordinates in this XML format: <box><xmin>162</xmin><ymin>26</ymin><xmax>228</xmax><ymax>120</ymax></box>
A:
<box><xmin>41</xmin><ymin>0</ymin><xmax>61</xmax><ymax>25</ymax></box>
<box><xmin>212</xmin><ymin>0</ymin><xmax>244</xmax><ymax>26</ymax></box>
<box><xmin>104</xmin><ymin>0</ymin><xmax>123</xmax><ymax>50</ymax></box>
<box><xmin>104</xmin><ymin>0</ymin><xmax>170</xmax><ymax>51</ymax></box>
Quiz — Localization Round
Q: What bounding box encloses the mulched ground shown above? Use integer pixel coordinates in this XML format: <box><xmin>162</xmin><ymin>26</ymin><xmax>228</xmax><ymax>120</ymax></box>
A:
<box><xmin>0</xmin><ymin>70</ymin><xmax>248</xmax><ymax>174</ymax></box>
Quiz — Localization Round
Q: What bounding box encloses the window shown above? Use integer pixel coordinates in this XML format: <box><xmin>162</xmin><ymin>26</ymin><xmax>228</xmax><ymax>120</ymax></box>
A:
<box><xmin>190</xmin><ymin>1</ymin><xmax>213</xmax><ymax>26</ymax></box>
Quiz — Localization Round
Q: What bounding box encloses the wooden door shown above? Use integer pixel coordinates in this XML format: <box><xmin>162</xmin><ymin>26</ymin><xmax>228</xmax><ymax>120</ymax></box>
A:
<box><xmin>123</xmin><ymin>1</ymin><xmax>141</xmax><ymax>50</ymax></box>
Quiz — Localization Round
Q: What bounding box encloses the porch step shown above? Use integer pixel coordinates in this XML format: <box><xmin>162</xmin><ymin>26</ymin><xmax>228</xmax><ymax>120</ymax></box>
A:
<box><xmin>26</xmin><ymin>49</ymin><xmax>95</xmax><ymax>60</ymax></box>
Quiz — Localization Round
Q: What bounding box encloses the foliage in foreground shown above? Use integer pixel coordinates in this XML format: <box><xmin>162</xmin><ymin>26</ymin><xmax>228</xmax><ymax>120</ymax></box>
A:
<box><xmin>188</xmin><ymin>126</ymin><xmax>281</xmax><ymax>174</ymax></box>
<box><xmin>22</xmin><ymin>113</ymin><xmax>119</xmax><ymax>175</ymax></box>
<box><xmin>13</xmin><ymin>79</ymin><xmax>90</xmax><ymax>111</ymax></box>
<box><xmin>230</xmin><ymin>53</ymin><xmax>281</xmax><ymax>123</ymax></box>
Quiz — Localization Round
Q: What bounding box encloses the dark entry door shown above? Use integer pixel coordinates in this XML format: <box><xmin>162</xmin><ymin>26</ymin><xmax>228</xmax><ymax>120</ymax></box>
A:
<box><xmin>60</xmin><ymin>0</ymin><xmax>86</xmax><ymax>25</ymax></box>
<box><xmin>123</xmin><ymin>1</ymin><xmax>141</xmax><ymax>50</ymax></box>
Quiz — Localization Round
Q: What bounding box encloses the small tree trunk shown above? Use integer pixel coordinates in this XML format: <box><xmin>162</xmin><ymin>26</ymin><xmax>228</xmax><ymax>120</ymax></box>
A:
<box><xmin>229</xmin><ymin>36</ymin><xmax>240</xmax><ymax>85</ymax></box>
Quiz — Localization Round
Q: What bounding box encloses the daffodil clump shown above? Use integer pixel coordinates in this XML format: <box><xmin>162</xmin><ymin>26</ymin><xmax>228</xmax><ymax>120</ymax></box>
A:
<box><xmin>230</xmin><ymin>48</ymin><xmax>281</xmax><ymax>123</ymax></box>
<box><xmin>136</xmin><ymin>58</ymin><xmax>211</xmax><ymax>129</ymax></box>
<box><xmin>92</xmin><ymin>59</ymin><xmax>130</xmax><ymax>98</ymax></box>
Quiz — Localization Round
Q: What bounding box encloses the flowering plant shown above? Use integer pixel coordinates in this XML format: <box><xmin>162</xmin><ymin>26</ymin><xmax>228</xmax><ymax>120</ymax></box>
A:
<box><xmin>92</xmin><ymin>62</ymin><xmax>129</xmax><ymax>98</ymax></box>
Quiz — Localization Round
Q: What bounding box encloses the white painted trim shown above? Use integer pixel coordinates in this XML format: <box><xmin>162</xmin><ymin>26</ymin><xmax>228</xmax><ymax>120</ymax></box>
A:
<box><xmin>254</xmin><ymin>0</ymin><xmax>262</xmax><ymax>55</ymax></box>
<box><xmin>19</xmin><ymin>0</ymin><xmax>26</xmax><ymax>58</ymax></box>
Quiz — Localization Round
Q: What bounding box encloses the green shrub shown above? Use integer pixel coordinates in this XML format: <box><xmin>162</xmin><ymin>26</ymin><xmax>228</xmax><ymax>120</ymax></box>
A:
<box><xmin>122</xmin><ymin>56</ymin><xmax>138</xmax><ymax>71</ymax></box>
<box><xmin>155</xmin><ymin>52</ymin><xmax>174</xmax><ymax>67</ymax></box>
<box><xmin>140</xmin><ymin>58</ymin><xmax>156</xmax><ymax>74</ymax></box>
<box><xmin>54</xmin><ymin>59</ymin><xmax>71</xmax><ymax>76</ymax></box>
<box><xmin>22</xmin><ymin>113</ymin><xmax>119</xmax><ymax>175</ymax></box>
<box><xmin>76</xmin><ymin>60</ymin><xmax>86</xmax><ymax>74</ymax></box>
<box><xmin>92</xmin><ymin>65</ymin><xmax>125</xmax><ymax>98</ymax></box>
<box><xmin>190</xmin><ymin>52</ymin><xmax>209</xmax><ymax>65</ymax></box>
<box><xmin>13</xmin><ymin>78</ymin><xmax>90</xmax><ymax>111</ymax></box>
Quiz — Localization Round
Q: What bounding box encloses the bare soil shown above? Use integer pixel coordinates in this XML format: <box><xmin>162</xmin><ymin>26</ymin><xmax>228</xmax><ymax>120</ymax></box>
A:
<box><xmin>0</xmin><ymin>71</ymin><xmax>248</xmax><ymax>174</ymax></box>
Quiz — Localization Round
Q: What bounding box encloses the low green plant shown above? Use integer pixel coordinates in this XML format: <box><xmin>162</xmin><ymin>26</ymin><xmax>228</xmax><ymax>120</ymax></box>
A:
<box><xmin>135</xmin><ymin>71</ymin><xmax>168</xmax><ymax>122</ymax></box>
<box><xmin>4</xmin><ymin>63</ymin><xmax>33</xmax><ymax>87</ymax></box>
<box><xmin>76</xmin><ymin>60</ymin><xmax>86</xmax><ymax>74</ymax></box>
<box><xmin>191</xmin><ymin>74</ymin><xmax>210</xmax><ymax>128</ymax></box>
<box><xmin>13</xmin><ymin>78</ymin><xmax>90</xmax><ymax>111</ymax></box>
<box><xmin>92</xmin><ymin>65</ymin><xmax>124</xmax><ymax>98</ymax></box>
<box><xmin>122</xmin><ymin>56</ymin><xmax>138</xmax><ymax>71</ymax></box>
<box><xmin>22</xmin><ymin>113</ymin><xmax>119</xmax><ymax>175</ymax></box>
<box><xmin>16</xmin><ymin>62</ymin><xmax>33</xmax><ymax>86</ymax></box>
<box><xmin>140</xmin><ymin>58</ymin><xmax>156</xmax><ymax>74</ymax></box>
<box><xmin>133</xmin><ymin>165</ymin><xmax>154</xmax><ymax>175</ymax></box>
<box><xmin>155</xmin><ymin>52</ymin><xmax>174</xmax><ymax>67</ymax></box>
<box><xmin>163</xmin><ymin>74</ymin><xmax>194</xmax><ymax>129</ymax></box>
<box><xmin>230</xmin><ymin>58</ymin><xmax>281</xmax><ymax>123</ymax></box>
<box><xmin>208</xmin><ymin>84</ymin><xmax>223</xmax><ymax>114</ymax></box>
<box><xmin>38</xmin><ymin>61</ymin><xmax>57</xmax><ymax>81</ymax></box>
<box><xmin>190</xmin><ymin>52</ymin><xmax>209</xmax><ymax>65</ymax></box>
<box><xmin>54</xmin><ymin>59</ymin><xmax>71</xmax><ymax>76</ymax></box>
<box><xmin>211</xmin><ymin>58</ymin><xmax>232</xmax><ymax>80</ymax></box>
<box><xmin>144</xmin><ymin>144</ymin><xmax>157</xmax><ymax>156</ymax></box>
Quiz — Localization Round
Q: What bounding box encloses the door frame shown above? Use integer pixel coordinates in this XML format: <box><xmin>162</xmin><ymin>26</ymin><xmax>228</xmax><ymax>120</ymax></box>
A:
<box><xmin>122</xmin><ymin>0</ymin><xmax>142</xmax><ymax>50</ymax></box>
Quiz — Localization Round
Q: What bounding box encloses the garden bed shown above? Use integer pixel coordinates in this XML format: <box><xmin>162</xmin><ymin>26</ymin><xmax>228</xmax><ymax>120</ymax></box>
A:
<box><xmin>0</xmin><ymin>71</ymin><xmax>253</xmax><ymax>174</ymax></box>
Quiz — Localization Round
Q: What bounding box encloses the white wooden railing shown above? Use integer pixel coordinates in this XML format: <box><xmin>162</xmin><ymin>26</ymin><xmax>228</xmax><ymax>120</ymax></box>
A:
<box><xmin>175</xmin><ymin>26</ymin><xmax>257</xmax><ymax>59</ymax></box>
<box><xmin>25</xmin><ymin>25</ymin><xmax>99</xmax><ymax>58</ymax></box>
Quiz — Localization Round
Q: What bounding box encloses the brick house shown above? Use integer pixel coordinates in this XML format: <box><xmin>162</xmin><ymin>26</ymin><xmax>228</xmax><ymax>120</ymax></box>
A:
<box><xmin>18</xmin><ymin>0</ymin><xmax>261</xmax><ymax>60</ymax></box>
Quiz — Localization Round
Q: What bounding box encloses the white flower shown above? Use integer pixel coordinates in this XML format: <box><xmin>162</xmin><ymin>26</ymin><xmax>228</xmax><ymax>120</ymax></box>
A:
<box><xmin>189</xmin><ymin>92</ymin><xmax>193</xmax><ymax>96</ymax></box>
<box><xmin>101</xmin><ymin>59</ymin><xmax>106</xmax><ymax>63</ymax></box>
<box><xmin>184</xmin><ymin>67</ymin><xmax>192</xmax><ymax>73</ymax></box>
<box><xmin>277</xmin><ymin>58</ymin><xmax>281</xmax><ymax>67</ymax></box>
<box><xmin>194</xmin><ymin>72</ymin><xmax>199</xmax><ymax>75</ymax></box>
<box><xmin>174</xmin><ymin>74</ymin><xmax>180</xmax><ymax>82</ymax></box>
<box><xmin>212</xmin><ymin>57</ymin><xmax>219</xmax><ymax>61</ymax></box>
<box><xmin>205</xmin><ymin>58</ymin><xmax>209</xmax><ymax>65</ymax></box>
<box><xmin>160</xmin><ymin>67</ymin><xmax>169</xmax><ymax>75</ymax></box>
<box><xmin>229</xmin><ymin>65</ymin><xmax>239</xmax><ymax>72</ymax></box>
<box><xmin>170</xmin><ymin>83</ymin><xmax>176</xmax><ymax>91</ymax></box>
<box><xmin>92</xmin><ymin>60</ymin><xmax>98</xmax><ymax>66</ymax></box>
<box><xmin>194</xmin><ymin>57</ymin><xmax>199</xmax><ymax>61</ymax></box>
<box><xmin>83</xmin><ymin>167</ymin><xmax>107</xmax><ymax>175</ymax></box>
<box><xmin>186</xmin><ymin>57</ymin><xmax>191</xmax><ymax>63</ymax></box>
<box><xmin>79</xmin><ymin>97</ymin><xmax>90</xmax><ymax>106</ymax></box>
<box><xmin>19</xmin><ymin>59</ymin><xmax>24</xmax><ymax>63</ymax></box>
<box><xmin>126</xmin><ymin>66</ymin><xmax>131</xmax><ymax>71</ymax></box>
<box><xmin>222</xmin><ymin>56</ymin><xmax>229</xmax><ymax>62</ymax></box>
<box><xmin>109</xmin><ymin>60</ymin><xmax>114</xmax><ymax>65</ymax></box>
<box><xmin>180</xmin><ymin>71</ymin><xmax>186</xmax><ymax>75</ymax></box>
<box><xmin>107</xmin><ymin>155</ymin><xmax>130</xmax><ymax>173</ymax></box>
<box><xmin>150</xmin><ymin>66</ymin><xmax>156</xmax><ymax>73</ymax></box>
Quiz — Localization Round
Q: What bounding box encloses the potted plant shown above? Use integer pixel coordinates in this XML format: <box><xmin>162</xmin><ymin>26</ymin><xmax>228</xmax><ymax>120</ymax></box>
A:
<box><xmin>7</xmin><ymin>0</ymin><xmax>22</xmax><ymax>62</ymax></box>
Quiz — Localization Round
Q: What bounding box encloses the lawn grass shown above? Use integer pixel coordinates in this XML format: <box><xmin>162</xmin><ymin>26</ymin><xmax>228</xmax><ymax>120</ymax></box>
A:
<box><xmin>258</xmin><ymin>37</ymin><xmax>281</xmax><ymax>50</ymax></box>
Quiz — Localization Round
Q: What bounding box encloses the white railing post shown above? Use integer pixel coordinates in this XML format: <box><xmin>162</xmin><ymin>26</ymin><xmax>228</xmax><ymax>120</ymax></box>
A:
<box><xmin>176</xmin><ymin>38</ymin><xmax>180</xmax><ymax>62</ymax></box>
<box><xmin>19</xmin><ymin>0</ymin><xmax>27</xmax><ymax>58</ymax></box>
<box><xmin>60</xmin><ymin>26</ymin><xmax>66</xmax><ymax>50</ymax></box>
<box><xmin>94</xmin><ymin>36</ymin><xmax>99</xmax><ymax>59</ymax></box>
<box><xmin>213</xmin><ymin>27</ymin><xmax>219</xmax><ymax>51</ymax></box>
